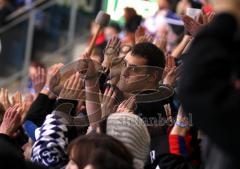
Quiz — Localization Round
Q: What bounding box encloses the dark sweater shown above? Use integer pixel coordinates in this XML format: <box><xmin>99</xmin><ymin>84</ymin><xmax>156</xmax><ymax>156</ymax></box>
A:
<box><xmin>25</xmin><ymin>93</ymin><xmax>56</xmax><ymax>126</ymax></box>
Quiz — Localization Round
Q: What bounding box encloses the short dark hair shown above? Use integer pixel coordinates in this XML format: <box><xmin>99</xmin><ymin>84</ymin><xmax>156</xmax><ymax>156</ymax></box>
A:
<box><xmin>131</xmin><ymin>42</ymin><xmax>165</xmax><ymax>68</ymax></box>
<box><xmin>67</xmin><ymin>133</ymin><xmax>133</xmax><ymax>168</ymax></box>
<box><xmin>108</xmin><ymin>22</ymin><xmax>121</xmax><ymax>33</ymax></box>
<box><xmin>88</xmin><ymin>149</ymin><xmax>134</xmax><ymax>169</ymax></box>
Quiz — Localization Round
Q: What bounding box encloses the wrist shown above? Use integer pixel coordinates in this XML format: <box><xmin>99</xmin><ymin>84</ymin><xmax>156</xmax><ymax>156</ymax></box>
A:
<box><xmin>40</xmin><ymin>85</ymin><xmax>50</xmax><ymax>96</ymax></box>
<box><xmin>183</xmin><ymin>35</ymin><xmax>192</xmax><ymax>42</ymax></box>
<box><xmin>175</xmin><ymin>121</ymin><xmax>189</xmax><ymax>128</ymax></box>
<box><xmin>85</xmin><ymin>78</ymin><xmax>98</xmax><ymax>88</ymax></box>
<box><xmin>171</xmin><ymin>125</ymin><xmax>188</xmax><ymax>136</ymax></box>
<box><xmin>0</xmin><ymin>128</ymin><xmax>10</xmax><ymax>136</ymax></box>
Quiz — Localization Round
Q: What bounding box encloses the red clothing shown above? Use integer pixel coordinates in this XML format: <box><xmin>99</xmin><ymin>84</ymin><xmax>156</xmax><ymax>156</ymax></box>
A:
<box><xmin>169</xmin><ymin>134</ymin><xmax>192</xmax><ymax>157</ymax></box>
<box><xmin>202</xmin><ymin>5</ymin><xmax>213</xmax><ymax>14</ymax></box>
<box><xmin>95</xmin><ymin>32</ymin><xmax>105</xmax><ymax>46</ymax></box>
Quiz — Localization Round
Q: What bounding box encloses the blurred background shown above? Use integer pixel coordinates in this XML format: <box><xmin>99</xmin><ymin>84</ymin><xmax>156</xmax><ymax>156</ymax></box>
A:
<box><xmin>0</xmin><ymin>0</ymin><xmax>205</xmax><ymax>93</ymax></box>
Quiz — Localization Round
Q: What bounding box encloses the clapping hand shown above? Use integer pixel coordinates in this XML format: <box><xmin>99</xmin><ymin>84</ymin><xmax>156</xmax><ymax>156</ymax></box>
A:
<box><xmin>154</xmin><ymin>29</ymin><xmax>168</xmax><ymax>54</ymax></box>
<box><xmin>102</xmin><ymin>36</ymin><xmax>121</xmax><ymax>68</ymax></box>
<box><xmin>82</xmin><ymin>52</ymin><xmax>101</xmax><ymax>88</ymax></box>
<box><xmin>163</xmin><ymin>56</ymin><xmax>180</xmax><ymax>87</ymax></box>
<box><xmin>182</xmin><ymin>12</ymin><xmax>215</xmax><ymax>36</ymax></box>
<box><xmin>59</xmin><ymin>72</ymin><xmax>84</xmax><ymax>100</ymax></box>
<box><xmin>135</xmin><ymin>26</ymin><xmax>153</xmax><ymax>44</ymax></box>
<box><xmin>0</xmin><ymin>88</ymin><xmax>11</xmax><ymax>110</ymax></box>
<box><xmin>116</xmin><ymin>96</ymin><xmax>136</xmax><ymax>113</ymax></box>
<box><xmin>0</xmin><ymin>105</ymin><xmax>22</xmax><ymax>136</ymax></box>
<box><xmin>101</xmin><ymin>86</ymin><xmax>118</xmax><ymax>118</ymax></box>
<box><xmin>44</xmin><ymin>63</ymin><xmax>64</xmax><ymax>97</ymax></box>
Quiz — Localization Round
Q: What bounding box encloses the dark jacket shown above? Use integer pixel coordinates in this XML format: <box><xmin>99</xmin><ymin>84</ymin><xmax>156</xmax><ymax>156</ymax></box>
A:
<box><xmin>25</xmin><ymin>93</ymin><xmax>56</xmax><ymax>126</ymax></box>
<box><xmin>0</xmin><ymin>134</ymin><xmax>46</xmax><ymax>169</ymax></box>
<box><xmin>179</xmin><ymin>13</ymin><xmax>240</xmax><ymax>169</ymax></box>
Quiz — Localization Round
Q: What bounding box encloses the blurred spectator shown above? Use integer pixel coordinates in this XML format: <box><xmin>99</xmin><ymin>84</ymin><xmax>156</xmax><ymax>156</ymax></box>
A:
<box><xmin>28</xmin><ymin>61</ymin><xmax>45</xmax><ymax>79</ymax></box>
<box><xmin>104</xmin><ymin>21</ymin><xmax>121</xmax><ymax>41</ymax></box>
<box><xmin>177</xmin><ymin>0</ymin><xmax>203</xmax><ymax>15</ymax></box>
<box><xmin>144</xmin><ymin>0</ymin><xmax>185</xmax><ymax>52</ymax></box>
<box><xmin>28</xmin><ymin>61</ymin><xmax>46</xmax><ymax>95</ymax></box>
<box><xmin>123</xmin><ymin>7</ymin><xmax>142</xmax><ymax>33</ymax></box>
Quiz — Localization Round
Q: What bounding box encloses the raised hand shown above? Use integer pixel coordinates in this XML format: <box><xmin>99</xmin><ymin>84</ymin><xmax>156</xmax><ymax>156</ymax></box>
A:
<box><xmin>11</xmin><ymin>91</ymin><xmax>22</xmax><ymax>106</ymax></box>
<box><xmin>0</xmin><ymin>88</ymin><xmax>12</xmax><ymax>110</ymax></box>
<box><xmin>206</xmin><ymin>12</ymin><xmax>215</xmax><ymax>23</ymax></box>
<box><xmin>163</xmin><ymin>55</ymin><xmax>175</xmax><ymax>76</ymax></box>
<box><xmin>154</xmin><ymin>29</ymin><xmax>168</xmax><ymax>54</ymax></box>
<box><xmin>101</xmin><ymin>87</ymin><xmax>118</xmax><ymax>118</ymax></box>
<box><xmin>135</xmin><ymin>26</ymin><xmax>153</xmax><ymax>44</ymax></box>
<box><xmin>163</xmin><ymin>66</ymin><xmax>179</xmax><ymax>87</ymax></box>
<box><xmin>0</xmin><ymin>105</ymin><xmax>22</xmax><ymax>136</ymax></box>
<box><xmin>163</xmin><ymin>56</ymin><xmax>180</xmax><ymax>87</ymax></box>
<box><xmin>116</xmin><ymin>96</ymin><xmax>136</xmax><ymax>113</ymax></box>
<box><xmin>45</xmin><ymin>63</ymin><xmax>64</xmax><ymax>96</ymax></box>
<box><xmin>183</xmin><ymin>12</ymin><xmax>215</xmax><ymax>36</ymax></box>
<box><xmin>164</xmin><ymin>103</ymin><xmax>173</xmax><ymax>125</ymax></box>
<box><xmin>11</xmin><ymin>91</ymin><xmax>30</xmax><ymax>122</ymax></box>
<box><xmin>182</xmin><ymin>15</ymin><xmax>201</xmax><ymax>36</ymax></box>
<box><xmin>84</xmin><ymin>53</ymin><xmax>98</xmax><ymax>79</ymax></box>
<box><xmin>18</xmin><ymin>102</ymin><xmax>29</xmax><ymax>123</ymax></box>
<box><xmin>31</xmin><ymin>67</ymin><xmax>46</xmax><ymax>93</ymax></box>
<box><xmin>81</xmin><ymin>52</ymin><xmax>101</xmax><ymax>88</ymax></box>
<box><xmin>102</xmin><ymin>36</ymin><xmax>121</xmax><ymax>68</ymax></box>
<box><xmin>59</xmin><ymin>72</ymin><xmax>84</xmax><ymax>100</ymax></box>
<box><xmin>197</xmin><ymin>12</ymin><xmax>215</xmax><ymax>25</ymax></box>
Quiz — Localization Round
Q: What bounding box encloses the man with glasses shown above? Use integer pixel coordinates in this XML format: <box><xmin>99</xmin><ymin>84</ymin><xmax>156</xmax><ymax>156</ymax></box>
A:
<box><xmin>117</xmin><ymin>42</ymin><xmax>165</xmax><ymax>95</ymax></box>
<box><xmin>106</xmin><ymin>42</ymin><xmax>176</xmax><ymax>168</ymax></box>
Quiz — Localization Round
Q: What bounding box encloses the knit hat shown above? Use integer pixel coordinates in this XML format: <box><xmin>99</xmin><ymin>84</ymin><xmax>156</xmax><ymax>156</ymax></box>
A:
<box><xmin>106</xmin><ymin>113</ymin><xmax>150</xmax><ymax>169</ymax></box>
